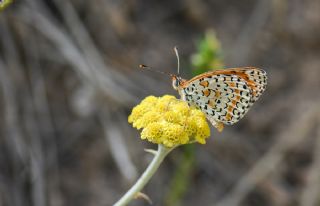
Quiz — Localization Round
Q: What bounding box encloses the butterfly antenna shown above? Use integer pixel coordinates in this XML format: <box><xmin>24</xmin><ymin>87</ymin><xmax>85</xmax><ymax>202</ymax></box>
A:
<box><xmin>174</xmin><ymin>46</ymin><xmax>180</xmax><ymax>75</ymax></box>
<box><xmin>139</xmin><ymin>64</ymin><xmax>172</xmax><ymax>76</ymax></box>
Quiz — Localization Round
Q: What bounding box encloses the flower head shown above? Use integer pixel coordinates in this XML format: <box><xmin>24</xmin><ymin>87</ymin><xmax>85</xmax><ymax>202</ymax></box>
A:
<box><xmin>128</xmin><ymin>95</ymin><xmax>210</xmax><ymax>147</ymax></box>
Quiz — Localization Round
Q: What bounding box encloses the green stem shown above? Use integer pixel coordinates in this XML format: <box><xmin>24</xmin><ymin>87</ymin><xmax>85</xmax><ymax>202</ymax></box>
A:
<box><xmin>114</xmin><ymin>144</ymin><xmax>174</xmax><ymax>206</ymax></box>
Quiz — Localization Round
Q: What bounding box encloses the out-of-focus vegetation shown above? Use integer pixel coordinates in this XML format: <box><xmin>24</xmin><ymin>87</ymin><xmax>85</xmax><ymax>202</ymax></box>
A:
<box><xmin>0</xmin><ymin>0</ymin><xmax>12</xmax><ymax>11</ymax></box>
<box><xmin>1</xmin><ymin>0</ymin><xmax>320</xmax><ymax>206</ymax></box>
<box><xmin>191</xmin><ymin>30</ymin><xmax>224</xmax><ymax>75</ymax></box>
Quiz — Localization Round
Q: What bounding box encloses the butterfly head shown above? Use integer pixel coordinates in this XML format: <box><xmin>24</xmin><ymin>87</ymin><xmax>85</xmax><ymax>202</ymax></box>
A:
<box><xmin>171</xmin><ymin>75</ymin><xmax>184</xmax><ymax>90</ymax></box>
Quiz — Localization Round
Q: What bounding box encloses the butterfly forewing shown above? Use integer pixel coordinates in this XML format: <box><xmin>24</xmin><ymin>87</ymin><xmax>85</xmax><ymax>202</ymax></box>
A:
<box><xmin>180</xmin><ymin>67</ymin><xmax>267</xmax><ymax>125</ymax></box>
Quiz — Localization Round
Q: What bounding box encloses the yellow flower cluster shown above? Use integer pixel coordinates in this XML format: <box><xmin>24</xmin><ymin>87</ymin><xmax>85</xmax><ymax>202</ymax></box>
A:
<box><xmin>128</xmin><ymin>95</ymin><xmax>210</xmax><ymax>148</ymax></box>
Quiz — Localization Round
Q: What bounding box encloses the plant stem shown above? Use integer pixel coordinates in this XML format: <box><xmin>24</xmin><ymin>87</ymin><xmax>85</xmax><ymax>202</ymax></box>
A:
<box><xmin>114</xmin><ymin>144</ymin><xmax>174</xmax><ymax>206</ymax></box>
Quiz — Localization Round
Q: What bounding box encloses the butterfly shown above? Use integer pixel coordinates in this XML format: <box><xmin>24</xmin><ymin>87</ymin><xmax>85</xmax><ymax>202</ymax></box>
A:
<box><xmin>171</xmin><ymin>67</ymin><xmax>267</xmax><ymax>131</ymax></box>
<box><xmin>140</xmin><ymin>47</ymin><xmax>267</xmax><ymax>132</ymax></box>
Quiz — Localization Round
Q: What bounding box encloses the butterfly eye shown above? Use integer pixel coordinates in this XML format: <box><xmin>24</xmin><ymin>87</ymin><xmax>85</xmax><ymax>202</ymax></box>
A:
<box><xmin>172</xmin><ymin>76</ymin><xmax>180</xmax><ymax>90</ymax></box>
<box><xmin>175</xmin><ymin>79</ymin><xmax>180</xmax><ymax>87</ymax></box>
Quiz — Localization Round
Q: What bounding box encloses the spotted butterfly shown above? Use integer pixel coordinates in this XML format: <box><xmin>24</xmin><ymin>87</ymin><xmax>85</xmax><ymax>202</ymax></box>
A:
<box><xmin>171</xmin><ymin>67</ymin><xmax>267</xmax><ymax>131</ymax></box>
<box><xmin>140</xmin><ymin>47</ymin><xmax>267</xmax><ymax>131</ymax></box>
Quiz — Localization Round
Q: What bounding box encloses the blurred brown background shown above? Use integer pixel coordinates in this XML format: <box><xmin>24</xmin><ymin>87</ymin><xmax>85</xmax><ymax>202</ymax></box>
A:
<box><xmin>1</xmin><ymin>0</ymin><xmax>320</xmax><ymax>206</ymax></box>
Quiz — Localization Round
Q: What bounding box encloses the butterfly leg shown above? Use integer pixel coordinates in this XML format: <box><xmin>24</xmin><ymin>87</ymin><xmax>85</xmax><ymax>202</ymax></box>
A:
<box><xmin>215</xmin><ymin>122</ymin><xmax>224</xmax><ymax>132</ymax></box>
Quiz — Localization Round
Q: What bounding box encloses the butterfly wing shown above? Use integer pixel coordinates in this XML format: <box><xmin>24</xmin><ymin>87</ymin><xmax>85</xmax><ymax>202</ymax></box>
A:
<box><xmin>180</xmin><ymin>67</ymin><xmax>267</xmax><ymax>126</ymax></box>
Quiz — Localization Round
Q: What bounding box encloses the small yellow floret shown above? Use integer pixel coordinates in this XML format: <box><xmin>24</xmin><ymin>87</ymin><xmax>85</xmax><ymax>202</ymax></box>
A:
<box><xmin>128</xmin><ymin>95</ymin><xmax>211</xmax><ymax>147</ymax></box>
